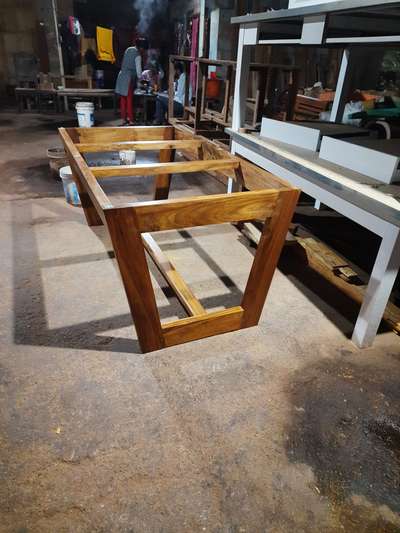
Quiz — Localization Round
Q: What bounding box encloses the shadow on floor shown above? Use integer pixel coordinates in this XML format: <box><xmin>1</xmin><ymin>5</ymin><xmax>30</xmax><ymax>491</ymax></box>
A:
<box><xmin>12</xmin><ymin>199</ymin><xmax>244</xmax><ymax>355</ymax></box>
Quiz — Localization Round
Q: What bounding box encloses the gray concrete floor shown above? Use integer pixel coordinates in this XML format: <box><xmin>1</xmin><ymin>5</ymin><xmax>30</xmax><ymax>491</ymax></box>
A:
<box><xmin>0</xmin><ymin>111</ymin><xmax>400</xmax><ymax>533</ymax></box>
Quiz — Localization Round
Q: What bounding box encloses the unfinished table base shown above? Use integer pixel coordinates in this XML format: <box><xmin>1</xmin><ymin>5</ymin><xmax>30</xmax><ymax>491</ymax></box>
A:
<box><xmin>59</xmin><ymin>125</ymin><xmax>298</xmax><ymax>353</ymax></box>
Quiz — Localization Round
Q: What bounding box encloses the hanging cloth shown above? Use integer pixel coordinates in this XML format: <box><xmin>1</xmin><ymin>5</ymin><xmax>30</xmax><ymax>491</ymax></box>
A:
<box><xmin>69</xmin><ymin>16</ymin><xmax>81</xmax><ymax>35</ymax></box>
<box><xmin>96</xmin><ymin>26</ymin><xmax>115</xmax><ymax>63</ymax></box>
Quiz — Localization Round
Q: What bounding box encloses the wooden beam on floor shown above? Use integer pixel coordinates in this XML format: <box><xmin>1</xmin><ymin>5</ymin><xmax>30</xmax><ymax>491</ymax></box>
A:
<box><xmin>142</xmin><ymin>233</ymin><xmax>205</xmax><ymax>317</ymax></box>
<box><xmin>91</xmin><ymin>159</ymin><xmax>240</xmax><ymax>178</ymax></box>
<box><xmin>76</xmin><ymin>139</ymin><xmax>203</xmax><ymax>153</ymax></box>
<box><xmin>295</xmin><ymin>235</ymin><xmax>400</xmax><ymax>335</ymax></box>
<box><xmin>239</xmin><ymin>220</ymin><xmax>400</xmax><ymax>335</ymax></box>
<box><xmin>162</xmin><ymin>306</ymin><xmax>244</xmax><ymax>347</ymax></box>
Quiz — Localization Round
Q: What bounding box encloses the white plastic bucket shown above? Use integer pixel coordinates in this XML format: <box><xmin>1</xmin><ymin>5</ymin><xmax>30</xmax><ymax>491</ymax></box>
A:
<box><xmin>119</xmin><ymin>150</ymin><xmax>136</xmax><ymax>165</ymax></box>
<box><xmin>59</xmin><ymin>166</ymin><xmax>81</xmax><ymax>206</ymax></box>
<box><xmin>76</xmin><ymin>101</ymin><xmax>95</xmax><ymax>127</ymax></box>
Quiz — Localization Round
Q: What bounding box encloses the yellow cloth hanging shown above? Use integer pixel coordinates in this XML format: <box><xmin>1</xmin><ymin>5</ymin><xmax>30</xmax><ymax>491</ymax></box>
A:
<box><xmin>96</xmin><ymin>26</ymin><xmax>115</xmax><ymax>63</ymax></box>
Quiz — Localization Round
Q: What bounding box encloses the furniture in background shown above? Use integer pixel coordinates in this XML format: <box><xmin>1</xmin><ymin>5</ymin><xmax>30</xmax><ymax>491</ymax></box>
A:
<box><xmin>168</xmin><ymin>55</ymin><xmax>299</xmax><ymax>146</ymax></box>
<box><xmin>15</xmin><ymin>87</ymin><xmax>59</xmax><ymax>113</ymax></box>
<box><xmin>229</xmin><ymin>0</ymin><xmax>400</xmax><ymax>348</ymax></box>
<box><xmin>57</xmin><ymin>88</ymin><xmax>117</xmax><ymax>113</ymax></box>
<box><xmin>133</xmin><ymin>91</ymin><xmax>157</xmax><ymax>125</ymax></box>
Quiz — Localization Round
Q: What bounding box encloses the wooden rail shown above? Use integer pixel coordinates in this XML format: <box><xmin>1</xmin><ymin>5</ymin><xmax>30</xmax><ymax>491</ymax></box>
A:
<box><xmin>91</xmin><ymin>159</ymin><xmax>239</xmax><ymax>178</ymax></box>
<box><xmin>142</xmin><ymin>233</ymin><xmax>205</xmax><ymax>316</ymax></box>
<box><xmin>77</xmin><ymin>139</ymin><xmax>203</xmax><ymax>153</ymax></box>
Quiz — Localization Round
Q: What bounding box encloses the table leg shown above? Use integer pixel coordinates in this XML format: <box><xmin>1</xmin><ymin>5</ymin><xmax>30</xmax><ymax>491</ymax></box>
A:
<box><xmin>352</xmin><ymin>226</ymin><xmax>400</xmax><ymax>348</ymax></box>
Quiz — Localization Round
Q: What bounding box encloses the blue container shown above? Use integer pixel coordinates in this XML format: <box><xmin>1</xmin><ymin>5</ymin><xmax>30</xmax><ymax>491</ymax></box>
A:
<box><xmin>59</xmin><ymin>166</ymin><xmax>81</xmax><ymax>206</ymax></box>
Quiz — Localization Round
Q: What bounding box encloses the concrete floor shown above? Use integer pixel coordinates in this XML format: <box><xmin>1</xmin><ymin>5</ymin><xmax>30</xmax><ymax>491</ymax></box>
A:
<box><xmin>1</xmin><ymin>111</ymin><xmax>400</xmax><ymax>533</ymax></box>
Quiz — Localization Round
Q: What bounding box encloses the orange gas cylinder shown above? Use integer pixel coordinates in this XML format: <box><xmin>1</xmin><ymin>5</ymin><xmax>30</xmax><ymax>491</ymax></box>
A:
<box><xmin>206</xmin><ymin>78</ymin><xmax>221</xmax><ymax>98</ymax></box>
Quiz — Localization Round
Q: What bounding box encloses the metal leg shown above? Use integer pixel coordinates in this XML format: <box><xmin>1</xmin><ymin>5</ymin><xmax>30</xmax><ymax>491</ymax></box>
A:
<box><xmin>352</xmin><ymin>226</ymin><xmax>400</xmax><ymax>348</ymax></box>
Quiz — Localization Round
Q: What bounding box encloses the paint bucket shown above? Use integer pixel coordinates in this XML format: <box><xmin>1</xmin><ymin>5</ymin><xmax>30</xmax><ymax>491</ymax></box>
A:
<box><xmin>119</xmin><ymin>150</ymin><xmax>136</xmax><ymax>165</ymax></box>
<box><xmin>76</xmin><ymin>101</ymin><xmax>95</xmax><ymax>127</ymax></box>
<box><xmin>47</xmin><ymin>147</ymin><xmax>68</xmax><ymax>179</ymax></box>
<box><xmin>59</xmin><ymin>166</ymin><xmax>81</xmax><ymax>206</ymax></box>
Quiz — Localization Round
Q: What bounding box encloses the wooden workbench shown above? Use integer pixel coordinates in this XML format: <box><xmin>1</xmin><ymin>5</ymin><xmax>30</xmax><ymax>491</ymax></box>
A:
<box><xmin>57</xmin><ymin>88</ymin><xmax>117</xmax><ymax>114</ymax></box>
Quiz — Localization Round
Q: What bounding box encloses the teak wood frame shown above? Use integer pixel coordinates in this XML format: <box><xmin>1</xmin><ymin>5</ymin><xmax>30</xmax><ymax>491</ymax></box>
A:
<box><xmin>59</xmin><ymin>125</ymin><xmax>299</xmax><ymax>353</ymax></box>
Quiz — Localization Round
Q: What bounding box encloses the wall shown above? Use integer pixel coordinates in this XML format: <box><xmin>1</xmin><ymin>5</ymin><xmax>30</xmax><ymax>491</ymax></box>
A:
<box><xmin>0</xmin><ymin>0</ymin><xmax>38</xmax><ymax>94</ymax></box>
<box><xmin>0</xmin><ymin>0</ymin><xmax>74</xmax><ymax>97</ymax></box>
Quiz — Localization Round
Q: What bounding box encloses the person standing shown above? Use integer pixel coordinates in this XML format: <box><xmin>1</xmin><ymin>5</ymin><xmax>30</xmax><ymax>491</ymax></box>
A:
<box><xmin>115</xmin><ymin>38</ymin><xmax>148</xmax><ymax>125</ymax></box>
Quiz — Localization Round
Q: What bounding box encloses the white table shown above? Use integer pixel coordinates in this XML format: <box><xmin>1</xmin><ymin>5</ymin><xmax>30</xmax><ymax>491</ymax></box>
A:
<box><xmin>228</xmin><ymin>129</ymin><xmax>400</xmax><ymax>348</ymax></box>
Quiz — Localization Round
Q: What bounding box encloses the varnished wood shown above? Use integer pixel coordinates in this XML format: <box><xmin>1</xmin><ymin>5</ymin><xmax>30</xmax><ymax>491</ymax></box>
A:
<box><xmin>132</xmin><ymin>190</ymin><xmax>280</xmax><ymax>233</ymax></box>
<box><xmin>241</xmin><ymin>189</ymin><xmax>300</xmax><ymax>327</ymax></box>
<box><xmin>91</xmin><ymin>159</ymin><xmax>239</xmax><ymax>178</ymax></box>
<box><xmin>105</xmin><ymin>208</ymin><xmax>165</xmax><ymax>352</ymax></box>
<box><xmin>294</xmin><ymin>235</ymin><xmax>400</xmax><ymax>335</ymax></box>
<box><xmin>60</xmin><ymin>125</ymin><xmax>299</xmax><ymax>353</ymax></box>
<box><xmin>76</xmin><ymin>139</ymin><xmax>203</xmax><ymax>153</ymax></box>
<box><xmin>154</xmin><ymin>128</ymin><xmax>174</xmax><ymax>201</ymax></box>
<box><xmin>162</xmin><ymin>307</ymin><xmax>244</xmax><ymax>347</ymax></box>
<box><xmin>75</xmin><ymin>125</ymin><xmax>174</xmax><ymax>143</ymax></box>
<box><xmin>142</xmin><ymin>233</ymin><xmax>205</xmax><ymax>316</ymax></box>
<box><xmin>59</xmin><ymin>128</ymin><xmax>111</xmax><ymax>225</ymax></box>
<box><xmin>174</xmin><ymin>124</ymin><xmax>290</xmax><ymax>190</ymax></box>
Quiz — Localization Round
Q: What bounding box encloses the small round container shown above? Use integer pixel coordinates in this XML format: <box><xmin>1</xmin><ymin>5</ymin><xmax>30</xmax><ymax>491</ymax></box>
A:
<box><xmin>119</xmin><ymin>150</ymin><xmax>137</xmax><ymax>165</ymax></box>
<box><xmin>59</xmin><ymin>166</ymin><xmax>81</xmax><ymax>206</ymax></box>
<box><xmin>47</xmin><ymin>147</ymin><xmax>68</xmax><ymax>179</ymax></box>
<box><xmin>76</xmin><ymin>101</ymin><xmax>95</xmax><ymax>127</ymax></box>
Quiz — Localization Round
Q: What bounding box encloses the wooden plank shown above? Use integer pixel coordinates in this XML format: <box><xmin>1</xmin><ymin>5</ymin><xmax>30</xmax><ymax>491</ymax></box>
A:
<box><xmin>174</xmin><ymin>124</ymin><xmax>290</xmax><ymax>189</ymax></box>
<box><xmin>295</xmin><ymin>235</ymin><xmax>400</xmax><ymax>335</ymax></box>
<box><xmin>198</xmin><ymin>58</ymin><xmax>236</xmax><ymax>67</ymax></box>
<box><xmin>132</xmin><ymin>189</ymin><xmax>281</xmax><ymax>232</ymax></box>
<box><xmin>201</xmin><ymin>140</ymin><xmax>236</xmax><ymax>162</ymax></box>
<box><xmin>241</xmin><ymin>189</ymin><xmax>300</xmax><ymax>327</ymax></box>
<box><xmin>76</xmin><ymin>139</ymin><xmax>203</xmax><ymax>153</ymax></box>
<box><xmin>104</xmin><ymin>208</ymin><xmax>164</xmax><ymax>353</ymax></box>
<box><xmin>76</xmin><ymin>126</ymin><xmax>174</xmax><ymax>143</ymax></box>
<box><xmin>142</xmin><ymin>233</ymin><xmax>205</xmax><ymax>316</ymax></box>
<box><xmin>91</xmin><ymin>159</ymin><xmax>239</xmax><ymax>178</ymax></box>
<box><xmin>59</xmin><ymin>128</ymin><xmax>111</xmax><ymax>226</ymax></box>
<box><xmin>162</xmin><ymin>307</ymin><xmax>244</xmax><ymax>347</ymax></box>
<box><xmin>170</xmin><ymin>55</ymin><xmax>196</xmax><ymax>62</ymax></box>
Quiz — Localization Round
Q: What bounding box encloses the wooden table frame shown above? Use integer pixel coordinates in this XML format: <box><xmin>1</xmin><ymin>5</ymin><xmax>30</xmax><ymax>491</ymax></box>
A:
<box><xmin>59</xmin><ymin>125</ymin><xmax>299</xmax><ymax>353</ymax></box>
